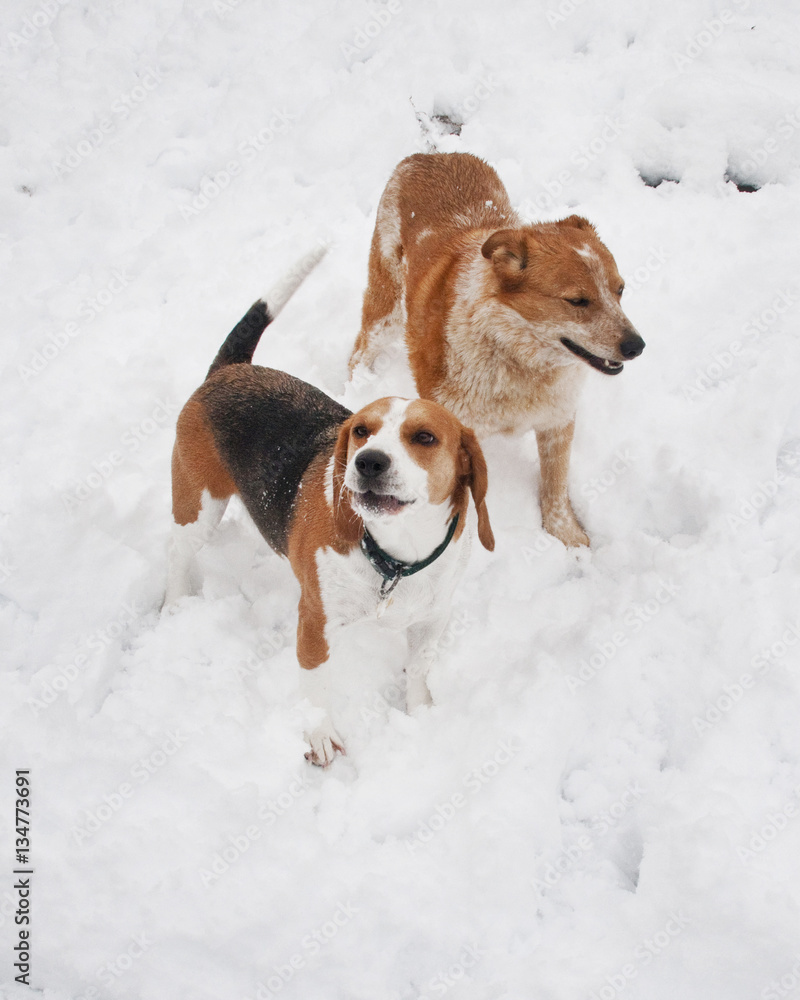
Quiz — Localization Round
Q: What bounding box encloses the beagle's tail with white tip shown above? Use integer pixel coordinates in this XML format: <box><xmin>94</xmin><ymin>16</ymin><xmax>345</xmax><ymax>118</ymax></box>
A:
<box><xmin>206</xmin><ymin>241</ymin><xmax>329</xmax><ymax>378</ymax></box>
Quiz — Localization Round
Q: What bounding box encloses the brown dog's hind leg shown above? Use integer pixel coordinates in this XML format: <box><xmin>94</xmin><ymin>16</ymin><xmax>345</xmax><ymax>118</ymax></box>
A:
<box><xmin>537</xmin><ymin>421</ymin><xmax>590</xmax><ymax>548</ymax></box>
<box><xmin>349</xmin><ymin>187</ymin><xmax>405</xmax><ymax>374</ymax></box>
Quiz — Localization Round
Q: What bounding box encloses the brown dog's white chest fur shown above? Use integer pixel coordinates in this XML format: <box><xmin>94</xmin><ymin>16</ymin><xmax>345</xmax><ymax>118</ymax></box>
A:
<box><xmin>350</xmin><ymin>152</ymin><xmax>645</xmax><ymax>548</ymax></box>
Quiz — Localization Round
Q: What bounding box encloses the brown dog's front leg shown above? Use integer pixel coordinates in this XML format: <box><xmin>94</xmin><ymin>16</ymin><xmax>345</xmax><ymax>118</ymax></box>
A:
<box><xmin>536</xmin><ymin>421</ymin><xmax>590</xmax><ymax>548</ymax></box>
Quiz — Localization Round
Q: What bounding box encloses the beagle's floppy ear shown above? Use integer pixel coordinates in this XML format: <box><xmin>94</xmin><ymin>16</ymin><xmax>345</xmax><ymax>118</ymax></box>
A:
<box><xmin>332</xmin><ymin>416</ymin><xmax>354</xmax><ymax>504</ymax></box>
<box><xmin>458</xmin><ymin>428</ymin><xmax>495</xmax><ymax>551</ymax></box>
<box><xmin>481</xmin><ymin>229</ymin><xmax>528</xmax><ymax>291</ymax></box>
<box><xmin>330</xmin><ymin>415</ymin><xmax>364</xmax><ymax>540</ymax></box>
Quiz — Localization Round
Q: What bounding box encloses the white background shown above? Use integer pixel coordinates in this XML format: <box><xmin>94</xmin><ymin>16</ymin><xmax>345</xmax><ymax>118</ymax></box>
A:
<box><xmin>2</xmin><ymin>1</ymin><xmax>800</xmax><ymax>998</ymax></box>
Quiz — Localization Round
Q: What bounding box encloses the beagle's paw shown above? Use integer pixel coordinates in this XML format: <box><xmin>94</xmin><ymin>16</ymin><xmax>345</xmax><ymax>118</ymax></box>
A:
<box><xmin>304</xmin><ymin>721</ymin><xmax>345</xmax><ymax>767</ymax></box>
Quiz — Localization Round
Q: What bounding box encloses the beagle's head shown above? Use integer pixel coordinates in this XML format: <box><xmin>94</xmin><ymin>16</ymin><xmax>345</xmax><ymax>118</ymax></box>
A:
<box><xmin>333</xmin><ymin>397</ymin><xmax>494</xmax><ymax>551</ymax></box>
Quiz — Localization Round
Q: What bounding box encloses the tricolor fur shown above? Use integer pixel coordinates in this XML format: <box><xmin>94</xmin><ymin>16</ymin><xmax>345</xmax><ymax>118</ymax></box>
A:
<box><xmin>349</xmin><ymin>152</ymin><xmax>645</xmax><ymax>548</ymax></box>
<box><xmin>167</xmin><ymin>261</ymin><xmax>494</xmax><ymax>766</ymax></box>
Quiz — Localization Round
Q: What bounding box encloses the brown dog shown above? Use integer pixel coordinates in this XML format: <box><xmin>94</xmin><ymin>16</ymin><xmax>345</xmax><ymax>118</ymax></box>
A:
<box><xmin>349</xmin><ymin>152</ymin><xmax>645</xmax><ymax>547</ymax></box>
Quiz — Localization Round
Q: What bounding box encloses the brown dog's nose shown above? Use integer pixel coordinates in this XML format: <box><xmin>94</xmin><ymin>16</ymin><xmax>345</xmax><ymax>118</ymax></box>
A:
<box><xmin>620</xmin><ymin>332</ymin><xmax>645</xmax><ymax>359</ymax></box>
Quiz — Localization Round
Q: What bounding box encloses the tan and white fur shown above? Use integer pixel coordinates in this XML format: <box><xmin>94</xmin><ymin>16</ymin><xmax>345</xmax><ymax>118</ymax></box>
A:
<box><xmin>349</xmin><ymin>152</ymin><xmax>645</xmax><ymax>548</ymax></box>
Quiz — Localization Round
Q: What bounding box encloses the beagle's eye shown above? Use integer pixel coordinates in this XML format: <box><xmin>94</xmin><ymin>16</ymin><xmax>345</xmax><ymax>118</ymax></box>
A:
<box><xmin>353</xmin><ymin>425</ymin><xmax>370</xmax><ymax>439</ymax></box>
<box><xmin>566</xmin><ymin>297</ymin><xmax>590</xmax><ymax>308</ymax></box>
<box><xmin>616</xmin><ymin>285</ymin><xmax>624</xmax><ymax>297</ymax></box>
<box><xmin>413</xmin><ymin>430</ymin><xmax>437</xmax><ymax>446</ymax></box>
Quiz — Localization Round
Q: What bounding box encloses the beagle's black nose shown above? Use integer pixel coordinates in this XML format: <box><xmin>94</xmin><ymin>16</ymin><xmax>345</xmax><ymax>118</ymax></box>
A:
<box><xmin>355</xmin><ymin>449</ymin><xmax>391</xmax><ymax>478</ymax></box>
<box><xmin>620</xmin><ymin>332</ymin><xmax>646</xmax><ymax>359</ymax></box>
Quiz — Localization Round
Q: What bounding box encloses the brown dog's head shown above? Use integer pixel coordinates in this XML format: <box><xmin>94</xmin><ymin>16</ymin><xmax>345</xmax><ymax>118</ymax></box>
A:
<box><xmin>481</xmin><ymin>216</ymin><xmax>645</xmax><ymax>375</ymax></box>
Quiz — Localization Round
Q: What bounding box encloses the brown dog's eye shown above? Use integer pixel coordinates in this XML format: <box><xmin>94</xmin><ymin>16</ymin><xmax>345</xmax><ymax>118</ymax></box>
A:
<box><xmin>617</xmin><ymin>285</ymin><xmax>624</xmax><ymax>297</ymax></box>
<box><xmin>566</xmin><ymin>297</ymin><xmax>590</xmax><ymax>308</ymax></box>
<box><xmin>353</xmin><ymin>425</ymin><xmax>370</xmax><ymax>438</ymax></box>
<box><xmin>413</xmin><ymin>431</ymin><xmax>437</xmax><ymax>446</ymax></box>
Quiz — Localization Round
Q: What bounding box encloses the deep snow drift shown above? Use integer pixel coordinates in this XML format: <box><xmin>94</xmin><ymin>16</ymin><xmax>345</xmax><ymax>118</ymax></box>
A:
<box><xmin>2</xmin><ymin>1</ymin><xmax>800</xmax><ymax>998</ymax></box>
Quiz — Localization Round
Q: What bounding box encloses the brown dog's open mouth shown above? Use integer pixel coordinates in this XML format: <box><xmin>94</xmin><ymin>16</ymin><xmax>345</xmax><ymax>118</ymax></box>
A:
<box><xmin>354</xmin><ymin>490</ymin><xmax>414</xmax><ymax>516</ymax></box>
<box><xmin>561</xmin><ymin>338</ymin><xmax>624</xmax><ymax>375</ymax></box>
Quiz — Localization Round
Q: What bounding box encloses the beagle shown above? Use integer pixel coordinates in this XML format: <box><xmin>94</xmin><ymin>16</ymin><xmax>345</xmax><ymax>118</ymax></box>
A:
<box><xmin>166</xmin><ymin>251</ymin><xmax>494</xmax><ymax>766</ymax></box>
<box><xmin>349</xmin><ymin>151</ymin><xmax>645</xmax><ymax>548</ymax></box>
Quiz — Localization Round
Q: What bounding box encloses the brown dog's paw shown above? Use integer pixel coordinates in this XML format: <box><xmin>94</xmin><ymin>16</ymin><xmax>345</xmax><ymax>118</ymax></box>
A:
<box><xmin>542</xmin><ymin>506</ymin><xmax>590</xmax><ymax>548</ymax></box>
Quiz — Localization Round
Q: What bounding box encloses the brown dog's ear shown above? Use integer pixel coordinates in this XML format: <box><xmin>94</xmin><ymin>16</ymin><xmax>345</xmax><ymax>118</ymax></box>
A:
<box><xmin>481</xmin><ymin>229</ymin><xmax>528</xmax><ymax>290</ymax></box>
<box><xmin>458</xmin><ymin>428</ymin><xmax>495</xmax><ymax>551</ymax></box>
<box><xmin>557</xmin><ymin>214</ymin><xmax>596</xmax><ymax>234</ymax></box>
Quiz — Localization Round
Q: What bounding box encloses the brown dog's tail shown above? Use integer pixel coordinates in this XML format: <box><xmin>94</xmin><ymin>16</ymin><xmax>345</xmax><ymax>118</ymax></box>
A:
<box><xmin>206</xmin><ymin>241</ymin><xmax>329</xmax><ymax>378</ymax></box>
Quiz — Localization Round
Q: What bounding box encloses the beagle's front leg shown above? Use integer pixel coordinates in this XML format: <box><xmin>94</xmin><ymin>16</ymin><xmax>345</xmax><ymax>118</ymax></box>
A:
<box><xmin>298</xmin><ymin>660</ymin><xmax>345</xmax><ymax>767</ymax></box>
<box><xmin>405</xmin><ymin>614</ymin><xmax>452</xmax><ymax>713</ymax></box>
<box><xmin>297</xmin><ymin>595</ymin><xmax>345</xmax><ymax>767</ymax></box>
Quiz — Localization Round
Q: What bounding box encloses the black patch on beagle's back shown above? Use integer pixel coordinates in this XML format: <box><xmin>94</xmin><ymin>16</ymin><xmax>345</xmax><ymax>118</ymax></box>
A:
<box><xmin>198</xmin><ymin>365</ymin><xmax>351</xmax><ymax>555</ymax></box>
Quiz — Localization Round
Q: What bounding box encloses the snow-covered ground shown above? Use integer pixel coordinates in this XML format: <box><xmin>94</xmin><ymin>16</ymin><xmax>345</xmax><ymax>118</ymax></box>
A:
<box><xmin>2</xmin><ymin>1</ymin><xmax>800</xmax><ymax>997</ymax></box>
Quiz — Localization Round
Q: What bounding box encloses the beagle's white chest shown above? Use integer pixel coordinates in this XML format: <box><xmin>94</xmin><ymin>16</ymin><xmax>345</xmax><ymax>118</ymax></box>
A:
<box><xmin>315</xmin><ymin>542</ymin><xmax>464</xmax><ymax>634</ymax></box>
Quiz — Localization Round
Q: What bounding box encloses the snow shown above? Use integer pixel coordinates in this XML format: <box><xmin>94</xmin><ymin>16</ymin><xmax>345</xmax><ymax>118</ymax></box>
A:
<box><xmin>2</xmin><ymin>0</ymin><xmax>800</xmax><ymax>998</ymax></box>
